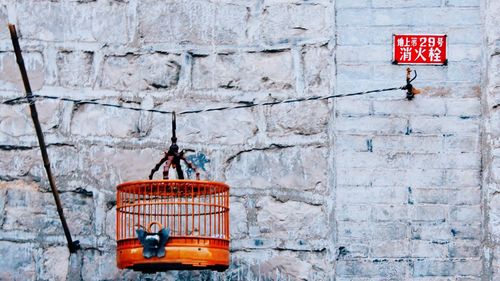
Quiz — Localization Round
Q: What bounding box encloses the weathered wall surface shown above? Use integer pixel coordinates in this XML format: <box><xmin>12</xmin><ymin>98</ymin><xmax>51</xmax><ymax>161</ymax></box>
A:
<box><xmin>0</xmin><ymin>0</ymin><xmax>496</xmax><ymax>280</ymax></box>
<box><xmin>334</xmin><ymin>0</ymin><xmax>484</xmax><ymax>279</ymax></box>
<box><xmin>484</xmin><ymin>0</ymin><xmax>500</xmax><ymax>279</ymax></box>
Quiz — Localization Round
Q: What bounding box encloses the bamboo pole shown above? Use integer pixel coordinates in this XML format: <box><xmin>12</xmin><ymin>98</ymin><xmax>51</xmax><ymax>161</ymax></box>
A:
<box><xmin>8</xmin><ymin>24</ymin><xmax>79</xmax><ymax>253</ymax></box>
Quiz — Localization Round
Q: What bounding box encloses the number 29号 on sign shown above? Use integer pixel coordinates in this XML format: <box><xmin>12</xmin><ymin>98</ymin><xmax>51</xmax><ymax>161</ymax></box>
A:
<box><xmin>393</xmin><ymin>34</ymin><xmax>447</xmax><ymax>65</ymax></box>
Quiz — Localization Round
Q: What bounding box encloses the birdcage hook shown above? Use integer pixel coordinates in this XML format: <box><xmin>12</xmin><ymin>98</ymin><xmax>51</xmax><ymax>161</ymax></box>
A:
<box><xmin>148</xmin><ymin>112</ymin><xmax>200</xmax><ymax>180</ymax></box>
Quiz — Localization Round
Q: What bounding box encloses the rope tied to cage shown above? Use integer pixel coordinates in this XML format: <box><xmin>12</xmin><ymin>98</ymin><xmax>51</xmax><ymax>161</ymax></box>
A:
<box><xmin>148</xmin><ymin>112</ymin><xmax>200</xmax><ymax>180</ymax></box>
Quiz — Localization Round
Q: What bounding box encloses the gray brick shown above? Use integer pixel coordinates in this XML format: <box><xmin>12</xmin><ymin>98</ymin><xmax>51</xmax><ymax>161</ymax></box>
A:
<box><xmin>336</xmin><ymin>79</ymin><xmax>404</xmax><ymax>95</ymax></box>
<box><xmin>453</xmin><ymin>187</ymin><xmax>481</xmax><ymax>205</ymax></box>
<box><xmin>448</xmin><ymin>27</ymin><xmax>483</xmax><ymax>44</ymax></box>
<box><xmin>371</xmin><ymin>205</ymin><xmax>408</xmax><ymax>221</ymax></box>
<box><xmin>413</xmin><ymin>259</ymin><xmax>481</xmax><ymax>276</ymax></box>
<box><xmin>335</xmin><ymin>151</ymin><xmax>402</xmax><ymax>169</ymax></box>
<box><xmin>493</xmin><ymin>247</ymin><xmax>500</xmax><ymax>279</ymax></box>
<box><xmin>2</xmin><ymin>183</ymin><xmax>94</xmax><ymax>236</ymax></box>
<box><xmin>446</xmin><ymin>98</ymin><xmax>481</xmax><ymax>117</ymax></box>
<box><xmin>410</xmin><ymin>116</ymin><xmax>480</xmax><ymax>134</ymax></box>
<box><xmin>337</xmin><ymin>27</ymin><xmax>374</xmax><ymax>45</ymax></box>
<box><xmin>337</xmin><ymin>63</ymin><xmax>373</xmax><ymax>80</ymax></box>
<box><xmin>0</xmin><ymin>52</ymin><xmax>45</xmax><ymax>92</ymax></box>
<box><xmin>448</xmin><ymin>240</ymin><xmax>481</xmax><ymax>258</ymax></box>
<box><xmin>338</xmin><ymin>222</ymin><xmax>408</xmax><ymax>241</ymax></box>
<box><xmin>337</xmin><ymin>168</ymin><xmax>444</xmax><ymax>187</ymax></box>
<box><xmin>214</xmin><ymin>4</ymin><xmax>249</xmax><ymax>45</ymax></box>
<box><xmin>336</xmin><ymin>134</ymin><xmax>373</xmax><ymax>152</ymax></box>
<box><xmin>372</xmin><ymin>0</ymin><xmax>442</xmax><ymax>8</ymax></box>
<box><xmin>138</xmin><ymin>0</ymin><xmax>214</xmax><ymax>44</ymax></box>
<box><xmin>226</xmin><ymin>146</ymin><xmax>327</xmax><ymax>192</ymax></box>
<box><xmin>446</xmin><ymin>0</ymin><xmax>480</xmax><ymax>7</ymax></box>
<box><xmin>417</xmin><ymin>8</ymin><xmax>481</xmax><ymax>26</ymax></box>
<box><xmin>335</xmin><ymin>116</ymin><xmax>407</xmax><ymax>134</ymax></box>
<box><xmin>412</xmin><ymin>204</ymin><xmax>449</xmax><ymax>222</ymax></box>
<box><xmin>336</xmin><ymin>0</ymin><xmax>370</xmax><ymax>8</ymax></box>
<box><xmin>256</xmin><ymin>197</ymin><xmax>327</xmax><ymax>240</ymax></box>
<box><xmin>0</xmin><ymin>242</ymin><xmax>36</xmax><ymax>280</ymax></box>
<box><xmin>192</xmin><ymin>51</ymin><xmax>294</xmax><ymax>91</ymax></box>
<box><xmin>39</xmin><ymin>247</ymin><xmax>70</xmax><ymax>281</ymax></box>
<box><xmin>371</xmin><ymin>9</ymin><xmax>414</xmax><ymax>26</ymax></box>
<box><xmin>265</xmin><ymin>101</ymin><xmax>329</xmax><ymax>137</ymax></box>
<box><xmin>493</xmin><ymin>157</ymin><xmax>500</xmax><ymax>183</ymax></box>
<box><xmin>412</xmin><ymin>260</ymin><xmax>454</xmax><ymax>276</ymax></box>
<box><xmin>335</xmin><ymin>98</ymin><xmax>371</xmax><ymax>116</ymax></box>
<box><xmin>303</xmin><ymin>45</ymin><xmax>331</xmax><ymax>92</ymax></box>
<box><xmin>17</xmin><ymin>1</ymin><xmax>94</xmax><ymax>41</ymax></box>
<box><xmin>448</xmin><ymin>45</ymin><xmax>482</xmax><ymax>62</ymax></box>
<box><xmin>411</xmin><ymin>223</ymin><xmax>455</xmax><ymax>241</ymax></box>
<box><xmin>373</xmin><ymin>64</ymin><xmax>447</xmax><ymax>82</ymax></box>
<box><xmin>447</xmin><ymin>63</ymin><xmax>481</xmax><ymax>83</ymax></box>
<box><xmin>449</xmin><ymin>223</ymin><xmax>482</xmax><ymax>240</ymax></box>
<box><xmin>411</xmin><ymin>240</ymin><xmax>449</xmax><ymax>258</ymax></box>
<box><xmin>370</xmin><ymin>240</ymin><xmax>409</xmax><ymax>257</ymax></box>
<box><xmin>445</xmin><ymin>169</ymin><xmax>481</xmax><ymax>187</ymax></box>
<box><xmin>71</xmin><ymin>104</ymin><xmax>141</xmax><ymax>138</ymax></box>
<box><xmin>371</xmin><ymin>135</ymin><xmax>442</xmax><ymax>153</ymax></box>
<box><xmin>336</xmin><ymin>8</ymin><xmax>373</xmax><ymax>27</ymax></box>
<box><xmin>450</xmin><ymin>205</ymin><xmax>481</xmax><ymax>222</ymax></box>
<box><xmin>56</xmin><ymin>50</ymin><xmax>94</xmax><ymax>88</ymax></box>
<box><xmin>261</xmin><ymin>3</ymin><xmax>330</xmax><ymax>43</ymax></box>
<box><xmin>337</xmin><ymin>204</ymin><xmax>372</xmax><ymax>221</ymax></box>
<box><xmin>92</xmin><ymin>0</ymin><xmax>129</xmax><ymax>44</ymax></box>
<box><xmin>337</xmin><ymin>45</ymin><xmax>390</xmax><ymax>63</ymax></box>
<box><xmin>336</xmin><ymin>259</ymin><xmax>407</xmax><ymax>277</ymax></box>
<box><xmin>337</xmin><ymin>185</ymin><xmax>408</xmax><ymax>204</ymax></box>
<box><xmin>100</xmin><ymin>52</ymin><xmax>181</xmax><ymax>91</ymax></box>
<box><xmin>413</xmin><ymin>188</ymin><xmax>455</xmax><ymax>204</ymax></box>
<box><xmin>414</xmin><ymin>152</ymin><xmax>481</xmax><ymax>169</ymax></box>
<box><xmin>0</xmin><ymin>4</ymin><xmax>8</xmax><ymax>40</ymax></box>
<box><xmin>372</xmin><ymin>98</ymin><xmax>446</xmax><ymax>116</ymax></box>
<box><xmin>443</xmin><ymin>135</ymin><xmax>480</xmax><ymax>152</ymax></box>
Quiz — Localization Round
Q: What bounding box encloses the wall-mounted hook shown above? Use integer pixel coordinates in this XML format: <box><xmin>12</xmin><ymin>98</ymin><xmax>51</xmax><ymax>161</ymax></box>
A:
<box><xmin>404</xmin><ymin>67</ymin><xmax>421</xmax><ymax>100</ymax></box>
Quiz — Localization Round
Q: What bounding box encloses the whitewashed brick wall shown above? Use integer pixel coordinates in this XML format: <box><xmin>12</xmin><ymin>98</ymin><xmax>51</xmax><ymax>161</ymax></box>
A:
<box><xmin>0</xmin><ymin>0</ymin><xmax>497</xmax><ymax>280</ymax></box>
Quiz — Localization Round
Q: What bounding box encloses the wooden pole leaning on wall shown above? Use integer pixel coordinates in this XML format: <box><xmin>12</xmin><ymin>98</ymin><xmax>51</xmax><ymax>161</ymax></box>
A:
<box><xmin>8</xmin><ymin>24</ymin><xmax>80</xmax><ymax>253</ymax></box>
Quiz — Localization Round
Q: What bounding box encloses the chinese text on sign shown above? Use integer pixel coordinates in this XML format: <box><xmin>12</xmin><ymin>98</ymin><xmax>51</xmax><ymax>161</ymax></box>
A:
<box><xmin>393</xmin><ymin>34</ymin><xmax>447</xmax><ymax>65</ymax></box>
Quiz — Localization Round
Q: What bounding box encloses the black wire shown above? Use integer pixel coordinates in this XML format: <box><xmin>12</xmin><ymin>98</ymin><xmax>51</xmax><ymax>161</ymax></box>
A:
<box><xmin>1</xmin><ymin>86</ymin><xmax>404</xmax><ymax>115</ymax></box>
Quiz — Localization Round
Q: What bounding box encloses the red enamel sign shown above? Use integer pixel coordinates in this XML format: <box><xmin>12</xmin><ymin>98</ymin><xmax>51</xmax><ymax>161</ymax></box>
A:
<box><xmin>393</xmin><ymin>34</ymin><xmax>447</xmax><ymax>65</ymax></box>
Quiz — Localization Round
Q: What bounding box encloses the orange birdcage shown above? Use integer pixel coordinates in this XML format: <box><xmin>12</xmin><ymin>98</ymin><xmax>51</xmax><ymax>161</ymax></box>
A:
<box><xmin>116</xmin><ymin>180</ymin><xmax>230</xmax><ymax>272</ymax></box>
<box><xmin>116</xmin><ymin>113</ymin><xmax>230</xmax><ymax>272</ymax></box>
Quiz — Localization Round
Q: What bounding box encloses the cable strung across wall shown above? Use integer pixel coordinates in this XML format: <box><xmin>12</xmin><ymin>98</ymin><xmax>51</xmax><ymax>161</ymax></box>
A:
<box><xmin>1</xmin><ymin>85</ymin><xmax>410</xmax><ymax>115</ymax></box>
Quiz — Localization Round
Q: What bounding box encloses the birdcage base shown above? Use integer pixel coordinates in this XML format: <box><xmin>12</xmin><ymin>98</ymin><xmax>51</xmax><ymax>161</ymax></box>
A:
<box><xmin>117</xmin><ymin>238</ymin><xmax>230</xmax><ymax>272</ymax></box>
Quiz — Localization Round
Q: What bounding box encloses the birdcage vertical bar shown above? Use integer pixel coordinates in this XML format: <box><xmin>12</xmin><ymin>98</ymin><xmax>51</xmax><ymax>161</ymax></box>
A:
<box><xmin>221</xmin><ymin>189</ymin><xmax>224</xmax><ymax>238</ymax></box>
<box><xmin>129</xmin><ymin>191</ymin><xmax>132</xmax><ymax>237</ymax></box>
<box><xmin>167</xmin><ymin>184</ymin><xmax>171</xmax><ymax>233</ymax></box>
<box><xmin>210</xmin><ymin>185</ymin><xmax>213</xmax><ymax>237</ymax></box>
<box><xmin>178</xmin><ymin>183</ymin><xmax>181</xmax><ymax>236</ymax></box>
<box><xmin>202</xmin><ymin>184</ymin><xmax>206</xmax><ymax>237</ymax></box>
<box><xmin>127</xmin><ymin>191</ymin><xmax>130</xmax><ymax>239</ymax></box>
<box><xmin>132</xmin><ymin>192</ymin><xmax>136</xmax><ymax>237</ymax></box>
<box><xmin>116</xmin><ymin>191</ymin><xmax>120</xmax><ymax>240</ymax></box>
<box><xmin>161</xmin><ymin>183</ymin><xmax>165</xmax><ymax>231</ymax></box>
<box><xmin>217</xmin><ymin>187</ymin><xmax>221</xmax><ymax>237</ymax></box>
<box><xmin>226</xmin><ymin>190</ymin><xmax>229</xmax><ymax>239</ymax></box>
<box><xmin>155</xmin><ymin>182</ymin><xmax>158</xmax><ymax>230</ymax></box>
